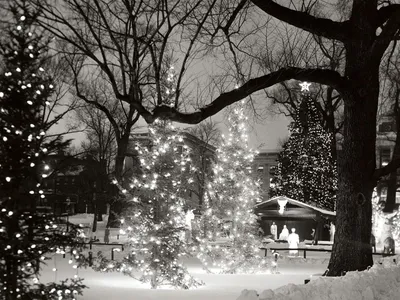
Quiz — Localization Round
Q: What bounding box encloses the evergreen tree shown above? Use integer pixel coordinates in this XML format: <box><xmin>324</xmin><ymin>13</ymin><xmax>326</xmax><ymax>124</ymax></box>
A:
<box><xmin>94</xmin><ymin>121</ymin><xmax>200</xmax><ymax>289</ymax></box>
<box><xmin>93</xmin><ymin>66</ymin><xmax>200</xmax><ymax>289</ymax></box>
<box><xmin>0</xmin><ymin>2</ymin><xmax>86</xmax><ymax>299</ymax></box>
<box><xmin>270</xmin><ymin>82</ymin><xmax>337</xmax><ymax>211</ymax></box>
<box><xmin>197</xmin><ymin>104</ymin><xmax>266</xmax><ymax>274</ymax></box>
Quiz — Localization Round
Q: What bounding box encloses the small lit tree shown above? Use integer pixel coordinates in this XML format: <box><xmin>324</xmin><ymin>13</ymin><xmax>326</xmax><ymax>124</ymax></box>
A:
<box><xmin>92</xmin><ymin>66</ymin><xmax>201</xmax><ymax>289</ymax></box>
<box><xmin>270</xmin><ymin>82</ymin><xmax>337</xmax><ymax>211</ymax></box>
<box><xmin>0</xmin><ymin>2</ymin><xmax>86</xmax><ymax>299</ymax></box>
<box><xmin>197</xmin><ymin>103</ymin><xmax>266</xmax><ymax>274</ymax></box>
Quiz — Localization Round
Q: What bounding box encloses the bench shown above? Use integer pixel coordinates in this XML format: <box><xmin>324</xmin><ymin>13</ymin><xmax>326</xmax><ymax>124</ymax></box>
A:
<box><xmin>87</xmin><ymin>242</ymin><xmax>125</xmax><ymax>251</ymax></box>
<box><xmin>260</xmin><ymin>247</ymin><xmax>332</xmax><ymax>259</ymax></box>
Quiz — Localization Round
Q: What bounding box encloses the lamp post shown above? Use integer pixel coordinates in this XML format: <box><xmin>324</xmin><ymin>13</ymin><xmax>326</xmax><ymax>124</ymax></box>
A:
<box><xmin>66</xmin><ymin>197</ymin><xmax>71</xmax><ymax>231</ymax></box>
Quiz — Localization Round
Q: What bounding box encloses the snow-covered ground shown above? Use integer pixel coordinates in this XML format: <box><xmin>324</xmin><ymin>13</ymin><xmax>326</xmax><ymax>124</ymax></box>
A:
<box><xmin>238</xmin><ymin>256</ymin><xmax>400</xmax><ymax>300</ymax></box>
<box><xmin>44</xmin><ymin>214</ymin><xmax>398</xmax><ymax>300</ymax></box>
<box><xmin>39</xmin><ymin>214</ymin><xmax>327</xmax><ymax>299</ymax></box>
<box><xmin>40</xmin><ymin>253</ymin><xmax>328</xmax><ymax>300</ymax></box>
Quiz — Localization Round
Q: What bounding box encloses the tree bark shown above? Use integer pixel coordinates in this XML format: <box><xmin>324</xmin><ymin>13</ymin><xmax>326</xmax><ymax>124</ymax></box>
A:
<box><xmin>326</xmin><ymin>53</ymin><xmax>379</xmax><ymax>275</ymax></box>
<box><xmin>383</xmin><ymin>170</ymin><xmax>397</xmax><ymax>213</ymax></box>
<box><xmin>107</xmin><ymin>137</ymin><xmax>129</xmax><ymax>227</ymax></box>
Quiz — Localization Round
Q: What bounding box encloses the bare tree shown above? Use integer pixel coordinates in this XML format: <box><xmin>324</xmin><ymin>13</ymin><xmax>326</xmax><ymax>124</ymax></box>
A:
<box><xmin>74</xmin><ymin>88</ymin><xmax>118</xmax><ymax>175</ymax></box>
<box><xmin>256</xmin><ymin>5</ymin><xmax>346</xmax><ymax>160</ymax></box>
<box><xmin>29</xmin><ymin>0</ymin><xmax>222</xmax><ymax>226</ymax></box>
<box><xmin>185</xmin><ymin>119</ymin><xmax>221</xmax><ymax>210</ymax></box>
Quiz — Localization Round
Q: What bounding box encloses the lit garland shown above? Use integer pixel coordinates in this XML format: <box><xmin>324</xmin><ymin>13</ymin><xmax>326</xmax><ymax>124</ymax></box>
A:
<box><xmin>196</xmin><ymin>103</ymin><xmax>267</xmax><ymax>274</ymax></box>
<box><xmin>92</xmin><ymin>66</ymin><xmax>201</xmax><ymax>289</ymax></box>
<box><xmin>270</xmin><ymin>83</ymin><xmax>337</xmax><ymax>211</ymax></box>
<box><xmin>0</xmin><ymin>3</ymin><xmax>86</xmax><ymax>299</ymax></box>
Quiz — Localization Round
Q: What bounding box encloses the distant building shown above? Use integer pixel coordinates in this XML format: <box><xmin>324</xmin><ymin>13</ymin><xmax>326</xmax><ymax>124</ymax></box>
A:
<box><xmin>375</xmin><ymin>115</ymin><xmax>400</xmax><ymax>206</ymax></box>
<box><xmin>253</xmin><ymin>149</ymin><xmax>281</xmax><ymax>202</ymax></box>
<box><xmin>41</xmin><ymin>155</ymin><xmax>110</xmax><ymax>215</ymax></box>
<box><xmin>125</xmin><ymin>128</ymin><xmax>282</xmax><ymax>207</ymax></box>
<box><xmin>124</xmin><ymin>129</ymin><xmax>216</xmax><ymax>212</ymax></box>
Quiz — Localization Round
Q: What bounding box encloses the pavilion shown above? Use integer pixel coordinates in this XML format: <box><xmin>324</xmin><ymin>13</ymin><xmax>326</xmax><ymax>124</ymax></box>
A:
<box><xmin>255</xmin><ymin>196</ymin><xmax>336</xmax><ymax>243</ymax></box>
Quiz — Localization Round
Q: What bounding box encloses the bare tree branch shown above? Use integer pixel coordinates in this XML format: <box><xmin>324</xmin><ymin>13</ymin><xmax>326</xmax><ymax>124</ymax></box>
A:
<box><xmin>144</xmin><ymin>67</ymin><xmax>347</xmax><ymax>124</ymax></box>
<box><xmin>251</xmin><ymin>0</ymin><xmax>349</xmax><ymax>41</ymax></box>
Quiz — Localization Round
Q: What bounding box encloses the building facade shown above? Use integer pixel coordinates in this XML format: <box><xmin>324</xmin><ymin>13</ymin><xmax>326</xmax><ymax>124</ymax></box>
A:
<box><xmin>124</xmin><ymin>130</ymin><xmax>216</xmax><ymax>213</ymax></box>
<box><xmin>253</xmin><ymin>149</ymin><xmax>281</xmax><ymax>202</ymax></box>
<box><xmin>40</xmin><ymin>155</ymin><xmax>110</xmax><ymax>215</ymax></box>
<box><xmin>376</xmin><ymin>116</ymin><xmax>400</xmax><ymax>205</ymax></box>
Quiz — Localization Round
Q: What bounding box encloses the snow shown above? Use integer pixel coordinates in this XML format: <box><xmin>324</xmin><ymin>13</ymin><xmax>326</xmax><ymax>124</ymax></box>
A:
<box><xmin>42</xmin><ymin>214</ymin><xmax>399</xmax><ymax>300</ymax></box>
<box><xmin>40</xmin><ymin>254</ymin><xmax>327</xmax><ymax>300</ymax></box>
<box><xmin>255</xmin><ymin>196</ymin><xmax>336</xmax><ymax>216</ymax></box>
<box><xmin>237</xmin><ymin>255</ymin><xmax>400</xmax><ymax>300</ymax></box>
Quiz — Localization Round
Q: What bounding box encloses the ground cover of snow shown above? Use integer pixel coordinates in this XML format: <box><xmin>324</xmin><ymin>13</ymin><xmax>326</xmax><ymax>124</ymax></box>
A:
<box><xmin>237</xmin><ymin>255</ymin><xmax>400</xmax><ymax>300</ymax></box>
<box><xmin>46</xmin><ymin>214</ymin><xmax>399</xmax><ymax>300</ymax></box>
<box><xmin>39</xmin><ymin>253</ymin><xmax>327</xmax><ymax>300</ymax></box>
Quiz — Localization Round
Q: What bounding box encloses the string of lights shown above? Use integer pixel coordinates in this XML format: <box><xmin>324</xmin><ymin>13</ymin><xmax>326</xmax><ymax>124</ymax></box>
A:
<box><xmin>0</xmin><ymin>3</ymin><xmax>87</xmax><ymax>299</ymax></box>
<box><xmin>270</xmin><ymin>82</ymin><xmax>337</xmax><ymax>211</ymax></box>
<box><xmin>196</xmin><ymin>102</ymin><xmax>267</xmax><ymax>274</ymax></box>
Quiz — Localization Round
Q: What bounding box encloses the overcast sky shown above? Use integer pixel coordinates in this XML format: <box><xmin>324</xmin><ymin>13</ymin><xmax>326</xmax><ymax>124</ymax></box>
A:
<box><xmin>54</xmin><ymin>107</ymin><xmax>289</xmax><ymax>151</ymax></box>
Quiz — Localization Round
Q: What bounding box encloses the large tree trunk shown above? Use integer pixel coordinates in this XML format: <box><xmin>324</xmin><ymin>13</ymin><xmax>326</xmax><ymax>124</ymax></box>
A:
<box><xmin>107</xmin><ymin>137</ymin><xmax>129</xmax><ymax>228</ymax></box>
<box><xmin>326</xmin><ymin>51</ymin><xmax>379</xmax><ymax>275</ymax></box>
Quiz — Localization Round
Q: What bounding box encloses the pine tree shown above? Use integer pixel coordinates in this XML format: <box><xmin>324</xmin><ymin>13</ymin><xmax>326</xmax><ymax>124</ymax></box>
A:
<box><xmin>0</xmin><ymin>2</ymin><xmax>86</xmax><ymax>299</ymax></box>
<box><xmin>197</xmin><ymin>104</ymin><xmax>266</xmax><ymax>274</ymax></box>
<box><xmin>92</xmin><ymin>66</ymin><xmax>200</xmax><ymax>289</ymax></box>
<box><xmin>94</xmin><ymin>121</ymin><xmax>200</xmax><ymax>289</ymax></box>
<box><xmin>270</xmin><ymin>83</ymin><xmax>337</xmax><ymax>211</ymax></box>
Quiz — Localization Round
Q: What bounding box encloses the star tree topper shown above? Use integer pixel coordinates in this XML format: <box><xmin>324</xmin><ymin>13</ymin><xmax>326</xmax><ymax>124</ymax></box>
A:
<box><xmin>299</xmin><ymin>81</ymin><xmax>311</xmax><ymax>91</ymax></box>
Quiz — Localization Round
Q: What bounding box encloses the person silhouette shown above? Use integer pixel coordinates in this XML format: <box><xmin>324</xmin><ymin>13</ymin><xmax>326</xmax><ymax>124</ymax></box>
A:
<box><xmin>287</xmin><ymin>228</ymin><xmax>300</xmax><ymax>256</ymax></box>
<box><xmin>279</xmin><ymin>225</ymin><xmax>289</xmax><ymax>241</ymax></box>
<box><xmin>270</xmin><ymin>222</ymin><xmax>277</xmax><ymax>240</ymax></box>
<box><xmin>330</xmin><ymin>222</ymin><xmax>335</xmax><ymax>242</ymax></box>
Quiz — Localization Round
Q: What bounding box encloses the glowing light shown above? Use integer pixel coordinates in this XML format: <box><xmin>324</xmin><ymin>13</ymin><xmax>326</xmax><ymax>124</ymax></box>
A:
<box><xmin>299</xmin><ymin>81</ymin><xmax>311</xmax><ymax>91</ymax></box>
<box><xmin>278</xmin><ymin>198</ymin><xmax>288</xmax><ymax>214</ymax></box>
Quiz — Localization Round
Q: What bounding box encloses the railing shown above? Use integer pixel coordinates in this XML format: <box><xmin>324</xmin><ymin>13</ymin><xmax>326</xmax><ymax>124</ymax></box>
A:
<box><xmin>260</xmin><ymin>247</ymin><xmax>396</xmax><ymax>259</ymax></box>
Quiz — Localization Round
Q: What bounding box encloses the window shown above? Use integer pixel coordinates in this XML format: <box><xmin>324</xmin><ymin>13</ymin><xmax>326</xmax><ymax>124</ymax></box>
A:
<box><xmin>380</xmin><ymin>148</ymin><xmax>391</xmax><ymax>166</ymax></box>
<box><xmin>379</xmin><ymin>121</ymin><xmax>396</xmax><ymax>133</ymax></box>
<box><xmin>380</xmin><ymin>187</ymin><xmax>387</xmax><ymax>202</ymax></box>
<box><xmin>396</xmin><ymin>190</ymin><xmax>400</xmax><ymax>204</ymax></box>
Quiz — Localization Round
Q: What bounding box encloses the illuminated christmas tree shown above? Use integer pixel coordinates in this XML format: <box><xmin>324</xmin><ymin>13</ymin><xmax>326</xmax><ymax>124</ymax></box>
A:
<box><xmin>270</xmin><ymin>82</ymin><xmax>337</xmax><ymax>211</ymax></box>
<box><xmin>197</xmin><ymin>103</ymin><xmax>266</xmax><ymax>274</ymax></box>
<box><xmin>0</xmin><ymin>3</ymin><xmax>86</xmax><ymax>299</ymax></box>
<box><xmin>93</xmin><ymin>67</ymin><xmax>200</xmax><ymax>289</ymax></box>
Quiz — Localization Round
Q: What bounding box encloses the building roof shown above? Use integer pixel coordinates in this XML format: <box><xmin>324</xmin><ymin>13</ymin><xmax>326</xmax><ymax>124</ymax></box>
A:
<box><xmin>255</xmin><ymin>195</ymin><xmax>336</xmax><ymax>216</ymax></box>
